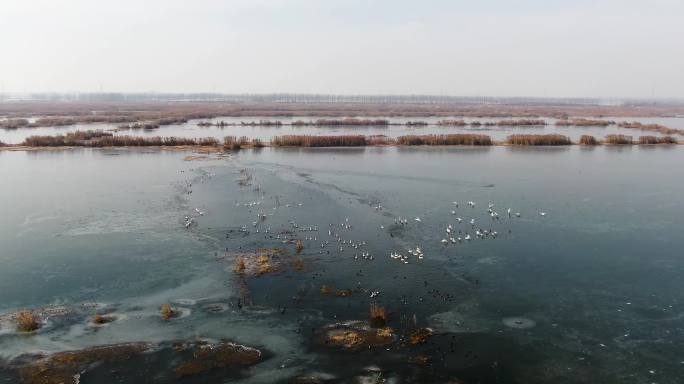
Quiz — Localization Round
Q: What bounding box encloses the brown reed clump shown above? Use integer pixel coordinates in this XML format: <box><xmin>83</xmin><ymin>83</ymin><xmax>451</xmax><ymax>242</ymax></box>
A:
<box><xmin>292</xmin><ymin>256</ymin><xmax>305</xmax><ymax>271</ymax></box>
<box><xmin>603</xmin><ymin>134</ymin><xmax>633</xmax><ymax>145</ymax></box>
<box><xmin>638</xmin><ymin>135</ymin><xmax>677</xmax><ymax>144</ymax></box>
<box><xmin>0</xmin><ymin>118</ymin><xmax>30</xmax><ymax>129</ymax></box>
<box><xmin>16</xmin><ymin>311</ymin><xmax>40</xmax><ymax>332</ymax></box>
<box><xmin>409</xmin><ymin>328</ymin><xmax>433</xmax><ymax>345</ymax></box>
<box><xmin>367</xmin><ymin>135</ymin><xmax>396</xmax><ymax>145</ymax></box>
<box><xmin>234</xmin><ymin>257</ymin><xmax>246</xmax><ymax>273</ymax></box>
<box><xmin>313</xmin><ymin>118</ymin><xmax>389</xmax><ymax>126</ymax></box>
<box><xmin>92</xmin><ymin>314</ymin><xmax>115</xmax><ymax>325</ymax></box>
<box><xmin>295</xmin><ymin>240</ymin><xmax>304</xmax><ymax>254</ymax></box>
<box><xmin>579</xmin><ymin>135</ymin><xmax>600</xmax><ymax>145</ymax></box>
<box><xmin>251</xmin><ymin>138</ymin><xmax>264</xmax><ymax>148</ymax></box>
<box><xmin>396</xmin><ymin>134</ymin><xmax>492</xmax><ymax>146</ymax></box>
<box><xmin>436</xmin><ymin>119</ymin><xmax>467</xmax><ymax>126</ymax></box>
<box><xmin>271</xmin><ymin>135</ymin><xmax>367</xmax><ymax>147</ymax></box>
<box><xmin>497</xmin><ymin>119</ymin><xmax>547</xmax><ymax>126</ymax></box>
<box><xmin>555</xmin><ymin>118</ymin><xmax>614</xmax><ymax>127</ymax></box>
<box><xmin>506</xmin><ymin>134</ymin><xmax>572</xmax><ymax>146</ymax></box>
<box><xmin>21</xmin><ymin>131</ymin><xmax>217</xmax><ymax>147</ymax></box>
<box><xmin>160</xmin><ymin>304</ymin><xmax>177</xmax><ymax>321</ymax></box>
<box><xmin>223</xmin><ymin>136</ymin><xmax>241</xmax><ymax>150</ymax></box>
<box><xmin>335</xmin><ymin>289</ymin><xmax>353</xmax><ymax>297</ymax></box>
<box><xmin>406</xmin><ymin>121</ymin><xmax>428</xmax><ymax>126</ymax></box>
<box><xmin>618</xmin><ymin>121</ymin><xmax>684</xmax><ymax>136</ymax></box>
<box><xmin>320</xmin><ymin>285</ymin><xmax>332</xmax><ymax>294</ymax></box>
<box><xmin>369</xmin><ymin>303</ymin><xmax>387</xmax><ymax>328</ymax></box>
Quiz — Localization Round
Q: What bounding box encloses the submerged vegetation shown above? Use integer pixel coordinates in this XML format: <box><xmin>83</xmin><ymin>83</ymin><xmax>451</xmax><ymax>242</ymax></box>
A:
<box><xmin>506</xmin><ymin>134</ymin><xmax>572</xmax><ymax>146</ymax></box>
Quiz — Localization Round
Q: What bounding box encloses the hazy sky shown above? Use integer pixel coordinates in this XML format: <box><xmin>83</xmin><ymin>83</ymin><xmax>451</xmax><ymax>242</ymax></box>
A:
<box><xmin>1</xmin><ymin>0</ymin><xmax>682</xmax><ymax>98</ymax></box>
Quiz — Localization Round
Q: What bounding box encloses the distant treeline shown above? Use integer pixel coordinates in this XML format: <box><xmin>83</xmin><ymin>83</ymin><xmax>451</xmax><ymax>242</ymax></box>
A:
<box><xmin>6</xmin><ymin>130</ymin><xmax>679</xmax><ymax>149</ymax></box>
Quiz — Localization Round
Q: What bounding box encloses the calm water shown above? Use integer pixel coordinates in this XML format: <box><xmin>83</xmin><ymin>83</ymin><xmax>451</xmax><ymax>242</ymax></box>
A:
<box><xmin>0</xmin><ymin>146</ymin><xmax>683</xmax><ymax>383</ymax></box>
<box><xmin>1</xmin><ymin>116</ymin><xmax>683</xmax><ymax>144</ymax></box>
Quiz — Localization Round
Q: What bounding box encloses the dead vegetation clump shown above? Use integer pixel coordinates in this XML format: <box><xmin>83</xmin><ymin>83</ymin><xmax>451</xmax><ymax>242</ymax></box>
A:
<box><xmin>618</xmin><ymin>121</ymin><xmax>684</xmax><ymax>136</ymax></box>
<box><xmin>160</xmin><ymin>304</ymin><xmax>178</xmax><ymax>321</ymax></box>
<box><xmin>396</xmin><ymin>134</ymin><xmax>492</xmax><ymax>146</ymax></box>
<box><xmin>0</xmin><ymin>118</ymin><xmax>30</xmax><ymax>129</ymax></box>
<box><xmin>174</xmin><ymin>341</ymin><xmax>262</xmax><ymax>376</ymax></box>
<box><xmin>408</xmin><ymin>328</ymin><xmax>433</xmax><ymax>345</ymax></box>
<box><xmin>369</xmin><ymin>303</ymin><xmax>387</xmax><ymax>328</ymax></box>
<box><xmin>17</xmin><ymin>342</ymin><xmax>150</xmax><ymax>384</ymax></box>
<box><xmin>21</xmin><ymin>131</ymin><xmax>219</xmax><ymax>147</ymax></box>
<box><xmin>555</xmin><ymin>118</ymin><xmax>614</xmax><ymax>127</ymax></box>
<box><xmin>15</xmin><ymin>311</ymin><xmax>40</xmax><ymax>332</ymax></box>
<box><xmin>320</xmin><ymin>321</ymin><xmax>396</xmax><ymax>350</ymax></box>
<box><xmin>638</xmin><ymin>135</ymin><xmax>677</xmax><ymax>144</ymax></box>
<box><xmin>578</xmin><ymin>135</ymin><xmax>600</xmax><ymax>145</ymax></box>
<box><xmin>496</xmin><ymin>119</ymin><xmax>547</xmax><ymax>126</ymax></box>
<box><xmin>320</xmin><ymin>285</ymin><xmax>332</xmax><ymax>294</ymax></box>
<box><xmin>506</xmin><ymin>134</ymin><xmax>572</xmax><ymax>146</ymax></box>
<box><xmin>91</xmin><ymin>314</ymin><xmax>116</xmax><ymax>325</ymax></box>
<box><xmin>271</xmin><ymin>135</ymin><xmax>367</xmax><ymax>147</ymax></box>
<box><xmin>295</xmin><ymin>239</ymin><xmax>304</xmax><ymax>254</ymax></box>
<box><xmin>227</xmin><ymin>248</ymin><xmax>288</xmax><ymax>277</ymax></box>
<box><xmin>405</xmin><ymin>121</ymin><xmax>428</xmax><ymax>126</ymax></box>
<box><xmin>436</xmin><ymin>119</ymin><xmax>467</xmax><ymax>126</ymax></box>
<box><xmin>367</xmin><ymin>135</ymin><xmax>396</xmax><ymax>145</ymax></box>
<box><xmin>603</xmin><ymin>134</ymin><xmax>633</xmax><ymax>145</ymax></box>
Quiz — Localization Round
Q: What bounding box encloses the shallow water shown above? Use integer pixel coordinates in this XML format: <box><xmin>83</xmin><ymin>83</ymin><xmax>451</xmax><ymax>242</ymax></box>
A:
<box><xmin>1</xmin><ymin>146</ymin><xmax>683</xmax><ymax>383</ymax></box>
<box><xmin>1</xmin><ymin>116</ymin><xmax>683</xmax><ymax>144</ymax></box>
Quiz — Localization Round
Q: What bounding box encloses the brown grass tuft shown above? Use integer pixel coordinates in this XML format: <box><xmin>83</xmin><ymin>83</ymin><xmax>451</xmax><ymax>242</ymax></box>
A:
<box><xmin>397</xmin><ymin>134</ymin><xmax>492</xmax><ymax>146</ymax></box>
<box><xmin>506</xmin><ymin>134</ymin><xmax>571</xmax><ymax>146</ymax></box>
<box><xmin>369</xmin><ymin>303</ymin><xmax>387</xmax><ymax>328</ymax></box>
<box><xmin>638</xmin><ymin>135</ymin><xmax>677</xmax><ymax>144</ymax></box>
<box><xmin>16</xmin><ymin>311</ymin><xmax>40</xmax><ymax>332</ymax></box>
<box><xmin>271</xmin><ymin>135</ymin><xmax>367</xmax><ymax>147</ymax></box>
<box><xmin>579</xmin><ymin>135</ymin><xmax>600</xmax><ymax>145</ymax></box>
<box><xmin>603</xmin><ymin>134</ymin><xmax>633</xmax><ymax>145</ymax></box>
<box><xmin>160</xmin><ymin>304</ymin><xmax>177</xmax><ymax>321</ymax></box>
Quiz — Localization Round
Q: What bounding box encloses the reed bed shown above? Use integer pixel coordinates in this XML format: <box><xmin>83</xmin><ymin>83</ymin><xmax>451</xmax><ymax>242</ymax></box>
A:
<box><xmin>436</xmin><ymin>119</ymin><xmax>467</xmax><ymax>126</ymax></box>
<box><xmin>578</xmin><ymin>135</ymin><xmax>600</xmax><ymax>145</ymax></box>
<box><xmin>271</xmin><ymin>135</ymin><xmax>367</xmax><ymax>147</ymax></box>
<box><xmin>555</xmin><ymin>118</ymin><xmax>614</xmax><ymax>127</ymax></box>
<box><xmin>603</xmin><ymin>134</ymin><xmax>633</xmax><ymax>145</ymax></box>
<box><xmin>638</xmin><ymin>135</ymin><xmax>677</xmax><ymax>144</ymax></box>
<box><xmin>405</xmin><ymin>121</ymin><xmax>428</xmax><ymax>126</ymax></box>
<box><xmin>618</xmin><ymin>121</ymin><xmax>684</xmax><ymax>136</ymax></box>
<box><xmin>315</xmin><ymin>118</ymin><xmax>389</xmax><ymax>126</ymax></box>
<box><xmin>367</xmin><ymin>135</ymin><xmax>396</xmax><ymax>146</ymax></box>
<box><xmin>496</xmin><ymin>119</ymin><xmax>547</xmax><ymax>126</ymax></box>
<box><xmin>0</xmin><ymin>118</ymin><xmax>30</xmax><ymax>129</ymax></box>
<box><xmin>396</xmin><ymin>134</ymin><xmax>492</xmax><ymax>146</ymax></box>
<box><xmin>22</xmin><ymin>130</ymin><xmax>219</xmax><ymax>147</ymax></box>
<box><xmin>506</xmin><ymin>134</ymin><xmax>572</xmax><ymax>146</ymax></box>
<box><xmin>240</xmin><ymin>120</ymin><xmax>283</xmax><ymax>126</ymax></box>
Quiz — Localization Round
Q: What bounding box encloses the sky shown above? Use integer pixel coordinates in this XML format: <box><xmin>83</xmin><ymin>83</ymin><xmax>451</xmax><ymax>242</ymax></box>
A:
<box><xmin>0</xmin><ymin>0</ymin><xmax>682</xmax><ymax>98</ymax></box>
